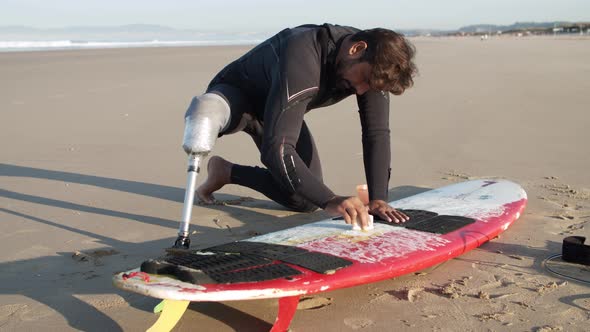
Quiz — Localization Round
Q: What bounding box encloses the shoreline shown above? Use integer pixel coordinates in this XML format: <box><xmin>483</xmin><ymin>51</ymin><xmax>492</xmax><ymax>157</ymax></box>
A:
<box><xmin>1</xmin><ymin>33</ymin><xmax>588</xmax><ymax>54</ymax></box>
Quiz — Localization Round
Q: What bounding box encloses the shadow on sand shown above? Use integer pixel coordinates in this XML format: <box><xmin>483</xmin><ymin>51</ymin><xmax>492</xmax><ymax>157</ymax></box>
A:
<box><xmin>0</xmin><ymin>163</ymin><xmax>428</xmax><ymax>331</ymax></box>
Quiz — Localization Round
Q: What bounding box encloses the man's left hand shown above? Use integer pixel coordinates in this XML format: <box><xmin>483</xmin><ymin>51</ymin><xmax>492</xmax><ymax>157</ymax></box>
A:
<box><xmin>368</xmin><ymin>200</ymin><xmax>409</xmax><ymax>223</ymax></box>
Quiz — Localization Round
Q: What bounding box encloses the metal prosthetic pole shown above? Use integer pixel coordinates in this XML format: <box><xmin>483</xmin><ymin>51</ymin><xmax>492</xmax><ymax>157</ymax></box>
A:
<box><xmin>173</xmin><ymin>154</ymin><xmax>203</xmax><ymax>249</ymax></box>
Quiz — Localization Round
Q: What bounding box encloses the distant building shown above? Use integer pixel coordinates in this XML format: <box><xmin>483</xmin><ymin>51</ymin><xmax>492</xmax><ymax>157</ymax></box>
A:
<box><xmin>446</xmin><ymin>22</ymin><xmax>590</xmax><ymax>37</ymax></box>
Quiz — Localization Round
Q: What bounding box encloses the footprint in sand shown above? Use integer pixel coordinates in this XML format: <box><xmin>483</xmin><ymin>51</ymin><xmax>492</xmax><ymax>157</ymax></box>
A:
<box><xmin>386</xmin><ymin>287</ymin><xmax>423</xmax><ymax>302</ymax></box>
<box><xmin>296</xmin><ymin>296</ymin><xmax>332</xmax><ymax>310</ymax></box>
<box><xmin>71</xmin><ymin>249</ymin><xmax>119</xmax><ymax>266</ymax></box>
<box><xmin>0</xmin><ymin>304</ymin><xmax>29</xmax><ymax>319</ymax></box>
<box><xmin>343</xmin><ymin>318</ymin><xmax>375</xmax><ymax>329</ymax></box>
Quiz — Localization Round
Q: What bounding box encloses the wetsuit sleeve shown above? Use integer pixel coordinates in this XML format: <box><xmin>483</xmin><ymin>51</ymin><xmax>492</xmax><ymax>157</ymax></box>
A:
<box><xmin>357</xmin><ymin>90</ymin><xmax>391</xmax><ymax>202</ymax></box>
<box><xmin>260</xmin><ymin>44</ymin><xmax>335</xmax><ymax>209</ymax></box>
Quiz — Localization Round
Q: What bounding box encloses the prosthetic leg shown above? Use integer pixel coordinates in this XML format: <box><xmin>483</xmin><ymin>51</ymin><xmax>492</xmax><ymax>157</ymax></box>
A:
<box><xmin>173</xmin><ymin>93</ymin><xmax>231</xmax><ymax>249</ymax></box>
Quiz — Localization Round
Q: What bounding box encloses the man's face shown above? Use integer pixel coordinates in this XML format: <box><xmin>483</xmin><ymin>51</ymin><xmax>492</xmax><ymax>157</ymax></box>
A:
<box><xmin>334</xmin><ymin>58</ymin><xmax>372</xmax><ymax>96</ymax></box>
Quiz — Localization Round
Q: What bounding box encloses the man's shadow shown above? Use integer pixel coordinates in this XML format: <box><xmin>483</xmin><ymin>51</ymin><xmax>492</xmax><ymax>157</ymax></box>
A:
<box><xmin>0</xmin><ymin>163</ymin><xmax>428</xmax><ymax>331</ymax></box>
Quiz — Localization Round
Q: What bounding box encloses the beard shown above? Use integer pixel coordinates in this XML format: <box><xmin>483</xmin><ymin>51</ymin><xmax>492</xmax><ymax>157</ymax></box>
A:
<box><xmin>332</xmin><ymin>58</ymin><xmax>359</xmax><ymax>96</ymax></box>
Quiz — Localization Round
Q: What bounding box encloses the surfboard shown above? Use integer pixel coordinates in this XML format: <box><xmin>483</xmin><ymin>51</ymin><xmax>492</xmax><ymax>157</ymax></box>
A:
<box><xmin>113</xmin><ymin>179</ymin><xmax>527</xmax><ymax>331</ymax></box>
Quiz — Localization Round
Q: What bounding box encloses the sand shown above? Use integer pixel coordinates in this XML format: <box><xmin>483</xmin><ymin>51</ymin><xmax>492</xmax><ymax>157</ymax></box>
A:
<box><xmin>1</xmin><ymin>35</ymin><xmax>589</xmax><ymax>331</ymax></box>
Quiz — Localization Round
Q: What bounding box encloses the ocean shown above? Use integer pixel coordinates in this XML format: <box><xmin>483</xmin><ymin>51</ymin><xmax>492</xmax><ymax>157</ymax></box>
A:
<box><xmin>0</xmin><ymin>39</ymin><xmax>263</xmax><ymax>52</ymax></box>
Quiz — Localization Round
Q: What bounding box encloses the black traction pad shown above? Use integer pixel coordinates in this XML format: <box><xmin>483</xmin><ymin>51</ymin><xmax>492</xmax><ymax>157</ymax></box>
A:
<box><xmin>141</xmin><ymin>242</ymin><xmax>353</xmax><ymax>284</ymax></box>
<box><xmin>141</xmin><ymin>252</ymin><xmax>274</xmax><ymax>284</ymax></box>
<box><xmin>165</xmin><ymin>252</ymin><xmax>270</xmax><ymax>274</ymax></box>
<box><xmin>280</xmin><ymin>251</ymin><xmax>352</xmax><ymax>274</ymax></box>
<box><xmin>332</xmin><ymin>209</ymin><xmax>476</xmax><ymax>234</ymax></box>
<box><xmin>206</xmin><ymin>241</ymin><xmax>353</xmax><ymax>274</ymax></box>
<box><xmin>406</xmin><ymin>215</ymin><xmax>476</xmax><ymax>234</ymax></box>
<box><xmin>141</xmin><ymin>258</ymin><xmax>217</xmax><ymax>284</ymax></box>
<box><xmin>209</xmin><ymin>263</ymin><xmax>302</xmax><ymax>283</ymax></box>
<box><xmin>206</xmin><ymin>241</ymin><xmax>268</xmax><ymax>253</ymax></box>
<box><xmin>395</xmin><ymin>209</ymin><xmax>439</xmax><ymax>224</ymax></box>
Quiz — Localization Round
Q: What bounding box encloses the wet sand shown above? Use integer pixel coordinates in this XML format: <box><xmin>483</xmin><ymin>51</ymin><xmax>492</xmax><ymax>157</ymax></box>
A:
<box><xmin>1</xmin><ymin>36</ymin><xmax>589</xmax><ymax>331</ymax></box>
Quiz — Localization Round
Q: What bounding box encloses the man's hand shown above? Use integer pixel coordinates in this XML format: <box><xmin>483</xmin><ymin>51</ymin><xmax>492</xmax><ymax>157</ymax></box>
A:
<box><xmin>325</xmin><ymin>196</ymin><xmax>370</xmax><ymax>230</ymax></box>
<box><xmin>368</xmin><ymin>200</ymin><xmax>409</xmax><ymax>223</ymax></box>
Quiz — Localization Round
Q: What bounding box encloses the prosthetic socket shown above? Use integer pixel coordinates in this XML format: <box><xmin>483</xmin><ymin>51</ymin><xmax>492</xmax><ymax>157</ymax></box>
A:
<box><xmin>182</xmin><ymin>93</ymin><xmax>231</xmax><ymax>155</ymax></box>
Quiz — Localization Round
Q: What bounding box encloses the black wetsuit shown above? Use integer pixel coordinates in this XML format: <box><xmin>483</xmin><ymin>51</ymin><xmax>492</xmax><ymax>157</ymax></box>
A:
<box><xmin>206</xmin><ymin>23</ymin><xmax>391</xmax><ymax>212</ymax></box>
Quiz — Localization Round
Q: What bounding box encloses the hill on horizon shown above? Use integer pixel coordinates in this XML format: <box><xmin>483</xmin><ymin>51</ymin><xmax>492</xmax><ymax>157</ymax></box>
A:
<box><xmin>0</xmin><ymin>21</ymin><xmax>588</xmax><ymax>40</ymax></box>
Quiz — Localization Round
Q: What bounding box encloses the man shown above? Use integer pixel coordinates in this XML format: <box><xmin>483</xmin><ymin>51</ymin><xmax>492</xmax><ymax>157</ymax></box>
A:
<box><xmin>184</xmin><ymin>23</ymin><xmax>417</xmax><ymax>230</ymax></box>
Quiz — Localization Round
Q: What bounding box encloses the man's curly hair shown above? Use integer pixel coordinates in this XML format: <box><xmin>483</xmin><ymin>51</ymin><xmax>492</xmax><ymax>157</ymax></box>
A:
<box><xmin>350</xmin><ymin>28</ymin><xmax>417</xmax><ymax>95</ymax></box>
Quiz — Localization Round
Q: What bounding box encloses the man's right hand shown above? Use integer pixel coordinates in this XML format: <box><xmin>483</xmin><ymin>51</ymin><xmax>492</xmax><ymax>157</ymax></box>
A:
<box><xmin>325</xmin><ymin>196</ymin><xmax>370</xmax><ymax>230</ymax></box>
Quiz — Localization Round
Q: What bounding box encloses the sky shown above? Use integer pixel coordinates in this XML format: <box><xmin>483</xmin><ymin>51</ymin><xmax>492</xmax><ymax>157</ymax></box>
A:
<box><xmin>1</xmin><ymin>0</ymin><xmax>589</xmax><ymax>32</ymax></box>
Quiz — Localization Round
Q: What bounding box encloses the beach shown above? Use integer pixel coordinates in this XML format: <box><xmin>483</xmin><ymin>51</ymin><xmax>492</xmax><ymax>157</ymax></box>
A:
<box><xmin>1</xmin><ymin>36</ymin><xmax>589</xmax><ymax>331</ymax></box>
